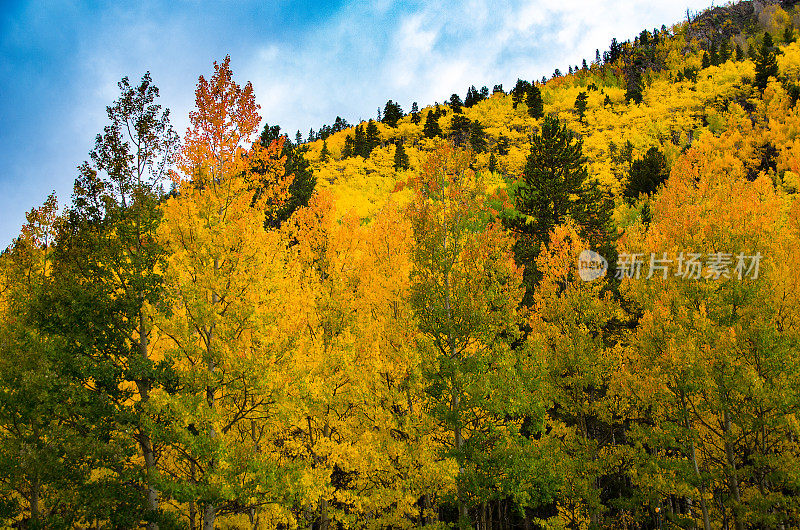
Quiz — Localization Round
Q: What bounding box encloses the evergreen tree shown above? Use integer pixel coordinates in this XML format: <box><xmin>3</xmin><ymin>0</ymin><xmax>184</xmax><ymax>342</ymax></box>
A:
<box><xmin>488</xmin><ymin>152</ymin><xmax>498</xmax><ymax>173</ymax></box>
<box><xmin>354</xmin><ymin>124</ymin><xmax>367</xmax><ymax>157</ymax></box>
<box><xmin>411</xmin><ymin>101</ymin><xmax>419</xmax><ymax>114</ymax></box>
<box><xmin>469</xmin><ymin>120</ymin><xmax>487</xmax><ymax>152</ymax></box>
<box><xmin>449</xmin><ymin>114</ymin><xmax>472</xmax><ymax>147</ymax></box>
<box><xmin>701</xmin><ymin>51</ymin><xmax>711</xmax><ymax>69</ymax></box>
<box><xmin>464</xmin><ymin>85</ymin><xmax>479</xmax><ymax>108</ymax></box>
<box><xmin>382</xmin><ymin>100</ymin><xmax>404</xmax><ymax>127</ymax></box>
<box><xmin>496</xmin><ymin>135</ymin><xmax>510</xmax><ymax>155</ymax></box>
<box><xmin>719</xmin><ymin>39</ymin><xmax>731</xmax><ymax>63</ymax></box>
<box><xmin>607</xmin><ymin>38</ymin><xmax>621</xmax><ymax>64</ymax></box>
<box><xmin>393</xmin><ymin>141</ymin><xmax>409</xmax><ymax>171</ymax></box>
<box><xmin>503</xmin><ymin>116</ymin><xmax>596</xmax><ymax>302</ymax></box>
<box><xmin>625</xmin><ymin>65</ymin><xmax>643</xmax><ymax>104</ymax></box>
<box><xmin>479</xmin><ymin>86</ymin><xmax>489</xmax><ymax>99</ymax></box>
<box><xmin>623</xmin><ymin>147</ymin><xmax>669</xmax><ymax>201</ymax></box>
<box><xmin>512</xmin><ymin>79</ymin><xmax>531</xmax><ymax>109</ymax></box>
<box><xmin>574</xmin><ymin>91</ymin><xmax>588</xmax><ymax>123</ymax></box>
<box><xmin>308</xmin><ymin>127</ymin><xmax>315</xmax><ymax>142</ymax></box>
<box><xmin>449</xmin><ymin>93</ymin><xmax>463</xmax><ymax>113</ymax></box>
<box><xmin>342</xmin><ymin>134</ymin><xmax>355</xmax><ymax>158</ymax></box>
<box><xmin>423</xmin><ymin>110</ymin><xmax>442</xmax><ymax>138</ymax></box>
<box><xmin>785</xmin><ymin>25</ymin><xmax>796</xmax><ymax>45</ymax></box>
<box><xmin>582</xmin><ymin>58</ymin><xmax>588</xmax><ymax>70</ymax></box>
<box><xmin>260</xmin><ymin>123</ymin><xmax>316</xmax><ymax>226</ymax></box>
<box><xmin>709</xmin><ymin>41</ymin><xmax>719</xmax><ymax>66</ymax></box>
<box><xmin>749</xmin><ymin>41</ymin><xmax>760</xmax><ymax>61</ymax></box>
<box><xmin>788</xmin><ymin>83</ymin><xmax>800</xmax><ymax>108</ymax></box>
<box><xmin>493</xmin><ymin>84</ymin><xmax>504</xmax><ymax>94</ymax></box>
<box><xmin>295</xmin><ymin>130</ymin><xmax>303</xmax><ymax>145</ymax></box>
<box><xmin>320</xmin><ymin>139</ymin><xmax>331</xmax><ymax>162</ymax></box>
<box><xmin>365</xmin><ymin>119</ymin><xmax>380</xmax><ymax>152</ymax></box>
<box><xmin>754</xmin><ymin>32</ymin><xmax>779</xmax><ymax>92</ymax></box>
<box><xmin>333</xmin><ymin>115</ymin><xmax>349</xmax><ymax>132</ymax></box>
<box><xmin>526</xmin><ymin>85</ymin><xmax>544</xmax><ymax>119</ymax></box>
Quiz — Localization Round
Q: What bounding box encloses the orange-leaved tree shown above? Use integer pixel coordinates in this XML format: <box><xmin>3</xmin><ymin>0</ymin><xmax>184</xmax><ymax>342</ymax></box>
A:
<box><xmin>155</xmin><ymin>56</ymin><xmax>295</xmax><ymax>529</ymax></box>
<box><xmin>618</xmin><ymin>129</ymin><xmax>800</xmax><ymax>529</ymax></box>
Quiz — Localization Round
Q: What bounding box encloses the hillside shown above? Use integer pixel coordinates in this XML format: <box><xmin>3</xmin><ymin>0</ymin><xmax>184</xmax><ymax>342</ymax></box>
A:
<box><xmin>2</xmin><ymin>1</ymin><xmax>800</xmax><ymax>529</ymax></box>
<box><xmin>299</xmin><ymin>0</ymin><xmax>800</xmax><ymax>222</ymax></box>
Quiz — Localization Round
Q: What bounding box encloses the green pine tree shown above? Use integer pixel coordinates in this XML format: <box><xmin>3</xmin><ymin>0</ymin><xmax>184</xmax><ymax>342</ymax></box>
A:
<box><xmin>320</xmin><ymin>139</ymin><xmax>331</xmax><ymax>162</ymax></box>
<box><xmin>701</xmin><ymin>51</ymin><xmax>711</xmax><ymax>69</ymax></box>
<box><xmin>423</xmin><ymin>110</ymin><xmax>442</xmax><ymax>138</ymax></box>
<box><xmin>526</xmin><ymin>85</ymin><xmax>544</xmax><ymax>119</ymax></box>
<box><xmin>393</xmin><ymin>141</ymin><xmax>409</xmax><ymax>171</ymax></box>
<box><xmin>449</xmin><ymin>114</ymin><xmax>472</xmax><ymax>146</ymax></box>
<box><xmin>342</xmin><ymin>134</ymin><xmax>355</xmax><ymax>158</ymax></box>
<box><xmin>382</xmin><ymin>100</ymin><xmax>404</xmax><ymax>127</ymax></box>
<box><xmin>625</xmin><ymin>66</ymin><xmax>644</xmax><ymax>104</ymax></box>
<box><xmin>260</xmin><ymin>123</ymin><xmax>316</xmax><ymax>226</ymax></box>
<box><xmin>719</xmin><ymin>39</ymin><xmax>731</xmax><ymax>63</ymax></box>
<box><xmin>502</xmin><ymin>116</ymin><xmax>608</xmax><ymax>303</ymax></box>
<box><xmin>469</xmin><ymin>120</ymin><xmax>487</xmax><ymax>152</ymax></box>
<box><xmin>754</xmin><ymin>32</ymin><xmax>779</xmax><ymax>92</ymax></box>
<box><xmin>512</xmin><ymin>79</ymin><xmax>531</xmax><ymax>109</ymax></box>
<box><xmin>623</xmin><ymin>147</ymin><xmax>669</xmax><ymax>201</ymax></box>
<box><xmin>785</xmin><ymin>25</ymin><xmax>796</xmax><ymax>45</ymax></box>
<box><xmin>574</xmin><ymin>91</ymin><xmax>588</xmax><ymax>123</ymax></box>
<box><xmin>365</xmin><ymin>119</ymin><xmax>380</xmax><ymax>152</ymax></box>
<box><xmin>354</xmin><ymin>124</ymin><xmax>367</xmax><ymax>157</ymax></box>
<box><xmin>449</xmin><ymin>93</ymin><xmax>463</xmax><ymax>113</ymax></box>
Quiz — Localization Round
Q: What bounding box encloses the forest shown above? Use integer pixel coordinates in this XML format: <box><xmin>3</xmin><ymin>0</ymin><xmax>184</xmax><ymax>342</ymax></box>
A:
<box><xmin>2</xmin><ymin>0</ymin><xmax>800</xmax><ymax>528</ymax></box>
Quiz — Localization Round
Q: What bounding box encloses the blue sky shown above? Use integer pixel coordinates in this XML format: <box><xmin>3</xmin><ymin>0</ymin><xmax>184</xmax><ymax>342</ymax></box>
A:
<box><xmin>0</xmin><ymin>0</ymin><xmax>714</xmax><ymax>246</ymax></box>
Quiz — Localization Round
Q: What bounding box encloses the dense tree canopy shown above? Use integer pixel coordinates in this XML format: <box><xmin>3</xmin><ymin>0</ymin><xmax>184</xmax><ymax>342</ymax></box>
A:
<box><xmin>3</xmin><ymin>3</ymin><xmax>800</xmax><ymax>528</ymax></box>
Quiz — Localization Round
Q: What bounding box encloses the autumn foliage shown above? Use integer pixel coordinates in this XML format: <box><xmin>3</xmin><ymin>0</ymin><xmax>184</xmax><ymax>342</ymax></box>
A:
<box><xmin>4</xmin><ymin>3</ymin><xmax>800</xmax><ymax>528</ymax></box>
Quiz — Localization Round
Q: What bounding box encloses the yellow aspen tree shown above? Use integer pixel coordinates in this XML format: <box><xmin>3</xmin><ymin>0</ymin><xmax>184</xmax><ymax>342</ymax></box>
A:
<box><xmin>155</xmin><ymin>56</ymin><xmax>293</xmax><ymax>529</ymax></box>
<box><xmin>281</xmin><ymin>192</ymin><xmax>453</xmax><ymax>528</ymax></box>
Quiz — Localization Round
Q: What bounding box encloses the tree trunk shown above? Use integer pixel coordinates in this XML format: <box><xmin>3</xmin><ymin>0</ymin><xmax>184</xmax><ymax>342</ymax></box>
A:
<box><xmin>203</xmin><ymin>258</ymin><xmax>220</xmax><ymax>530</ymax></box>
<box><xmin>688</xmin><ymin>418</ymin><xmax>711</xmax><ymax>530</ymax></box>
<box><xmin>723</xmin><ymin>408</ymin><xmax>744</xmax><ymax>530</ymax></box>
<box><xmin>189</xmin><ymin>460</ymin><xmax>197</xmax><ymax>530</ymax></box>
<box><xmin>135</xmin><ymin>308</ymin><xmax>160</xmax><ymax>530</ymax></box>
<box><xmin>30</xmin><ymin>476</ymin><xmax>40</xmax><ymax>520</ymax></box>
<box><xmin>203</xmin><ymin>353</ymin><xmax>217</xmax><ymax>530</ymax></box>
<box><xmin>249</xmin><ymin>506</ymin><xmax>259</xmax><ymax>530</ymax></box>
<box><xmin>442</xmin><ymin>234</ymin><xmax>469</xmax><ymax>529</ymax></box>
